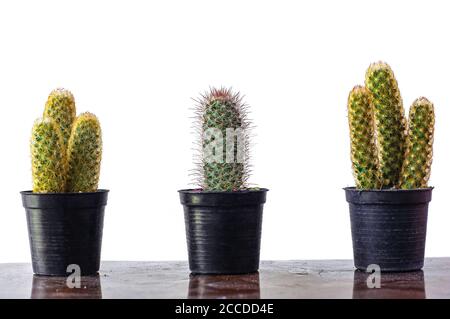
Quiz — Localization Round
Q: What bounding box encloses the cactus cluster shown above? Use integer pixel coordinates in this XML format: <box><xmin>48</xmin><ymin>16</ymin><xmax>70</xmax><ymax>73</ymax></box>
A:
<box><xmin>31</xmin><ymin>89</ymin><xmax>102</xmax><ymax>193</ymax></box>
<box><xmin>194</xmin><ymin>87</ymin><xmax>251</xmax><ymax>191</ymax></box>
<box><xmin>347</xmin><ymin>62</ymin><xmax>435</xmax><ymax>190</ymax></box>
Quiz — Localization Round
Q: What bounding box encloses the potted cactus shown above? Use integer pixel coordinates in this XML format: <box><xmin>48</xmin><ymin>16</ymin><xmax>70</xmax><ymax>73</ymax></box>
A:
<box><xmin>345</xmin><ymin>62</ymin><xmax>435</xmax><ymax>272</ymax></box>
<box><xmin>179</xmin><ymin>87</ymin><xmax>268</xmax><ymax>274</ymax></box>
<box><xmin>21</xmin><ymin>88</ymin><xmax>108</xmax><ymax>276</ymax></box>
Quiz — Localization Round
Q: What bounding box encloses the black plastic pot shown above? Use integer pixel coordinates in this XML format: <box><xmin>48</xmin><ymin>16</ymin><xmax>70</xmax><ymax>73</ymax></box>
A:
<box><xmin>344</xmin><ymin>187</ymin><xmax>432</xmax><ymax>272</ymax></box>
<box><xmin>21</xmin><ymin>190</ymin><xmax>109</xmax><ymax>276</ymax></box>
<box><xmin>179</xmin><ymin>189</ymin><xmax>268</xmax><ymax>275</ymax></box>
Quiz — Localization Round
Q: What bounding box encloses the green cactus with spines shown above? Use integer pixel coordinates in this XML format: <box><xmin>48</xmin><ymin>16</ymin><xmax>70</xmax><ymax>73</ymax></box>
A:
<box><xmin>347</xmin><ymin>86</ymin><xmax>381</xmax><ymax>189</ymax></box>
<box><xmin>44</xmin><ymin>88</ymin><xmax>76</xmax><ymax>148</ymax></box>
<box><xmin>365</xmin><ymin>62</ymin><xmax>407</xmax><ymax>187</ymax></box>
<box><xmin>347</xmin><ymin>62</ymin><xmax>435</xmax><ymax>190</ymax></box>
<box><xmin>66</xmin><ymin>112</ymin><xmax>103</xmax><ymax>193</ymax></box>
<box><xmin>196</xmin><ymin>87</ymin><xmax>250</xmax><ymax>191</ymax></box>
<box><xmin>399</xmin><ymin>97</ymin><xmax>435</xmax><ymax>189</ymax></box>
<box><xmin>31</xmin><ymin>118</ymin><xmax>68</xmax><ymax>193</ymax></box>
<box><xmin>31</xmin><ymin>89</ymin><xmax>103</xmax><ymax>194</ymax></box>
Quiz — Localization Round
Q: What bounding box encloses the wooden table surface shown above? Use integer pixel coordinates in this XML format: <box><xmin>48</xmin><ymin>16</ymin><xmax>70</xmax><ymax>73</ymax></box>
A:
<box><xmin>0</xmin><ymin>258</ymin><xmax>449</xmax><ymax>299</ymax></box>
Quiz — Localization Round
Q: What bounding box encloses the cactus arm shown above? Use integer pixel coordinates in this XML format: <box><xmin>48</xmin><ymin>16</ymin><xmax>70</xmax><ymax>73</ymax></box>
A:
<box><xmin>31</xmin><ymin>118</ymin><xmax>67</xmax><ymax>193</ymax></box>
<box><xmin>399</xmin><ymin>97</ymin><xmax>435</xmax><ymax>189</ymax></box>
<box><xmin>43</xmin><ymin>88</ymin><xmax>76</xmax><ymax>149</ymax></box>
<box><xmin>347</xmin><ymin>86</ymin><xmax>381</xmax><ymax>189</ymax></box>
<box><xmin>365</xmin><ymin>62</ymin><xmax>407</xmax><ymax>187</ymax></box>
<box><xmin>66</xmin><ymin>112</ymin><xmax>102</xmax><ymax>193</ymax></box>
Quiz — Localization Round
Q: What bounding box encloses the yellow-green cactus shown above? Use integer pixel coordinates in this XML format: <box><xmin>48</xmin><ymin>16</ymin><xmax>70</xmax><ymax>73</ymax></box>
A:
<box><xmin>66</xmin><ymin>112</ymin><xmax>102</xmax><ymax>192</ymax></box>
<box><xmin>365</xmin><ymin>62</ymin><xmax>407</xmax><ymax>187</ymax></box>
<box><xmin>30</xmin><ymin>118</ymin><xmax>67</xmax><ymax>193</ymax></box>
<box><xmin>347</xmin><ymin>86</ymin><xmax>381</xmax><ymax>189</ymax></box>
<box><xmin>43</xmin><ymin>88</ymin><xmax>76</xmax><ymax>148</ymax></box>
<box><xmin>31</xmin><ymin>89</ymin><xmax>103</xmax><ymax>194</ymax></box>
<box><xmin>399</xmin><ymin>97</ymin><xmax>435</xmax><ymax>189</ymax></box>
<box><xmin>347</xmin><ymin>62</ymin><xmax>435</xmax><ymax>190</ymax></box>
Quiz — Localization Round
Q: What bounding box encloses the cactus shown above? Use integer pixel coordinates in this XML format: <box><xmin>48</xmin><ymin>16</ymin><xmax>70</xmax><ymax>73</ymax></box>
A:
<box><xmin>365</xmin><ymin>62</ymin><xmax>407</xmax><ymax>187</ymax></box>
<box><xmin>30</xmin><ymin>118</ymin><xmax>67</xmax><ymax>193</ymax></box>
<box><xmin>44</xmin><ymin>88</ymin><xmax>76</xmax><ymax>148</ymax></box>
<box><xmin>347</xmin><ymin>86</ymin><xmax>381</xmax><ymax>189</ymax></box>
<box><xmin>399</xmin><ymin>97</ymin><xmax>435</xmax><ymax>189</ymax></box>
<box><xmin>195</xmin><ymin>87</ymin><xmax>250</xmax><ymax>191</ymax></box>
<box><xmin>31</xmin><ymin>89</ymin><xmax>102</xmax><ymax>193</ymax></box>
<box><xmin>66</xmin><ymin>112</ymin><xmax>103</xmax><ymax>193</ymax></box>
<box><xmin>348</xmin><ymin>62</ymin><xmax>435</xmax><ymax>190</ymax></box>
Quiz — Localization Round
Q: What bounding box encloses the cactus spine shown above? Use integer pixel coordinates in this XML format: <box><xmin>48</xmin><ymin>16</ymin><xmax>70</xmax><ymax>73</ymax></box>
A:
<box><xmin>31</xmin><ymin>118</ymin><xmax>67</xmax><ymax>193</ymax></box>
<box><xmin>31</xmin><ymin>89</ymin><xmax>102</xmax><ymax>193</ymax></box>
<box><xmin>43</xmin><ymin>88</ymin><xmax>76</xmax><ymax>148</ymax></box>
<box><xmin>365</xmin><ymin>62</ymin><xmax>407</xmax><ymax>187</ymax></box>
<box><xmin>196</xmin><ymin>87</ymin><xmax>250</xmax><ymax>191</ymax></box>
<box><xmin>399</xmin><ymin>97</ymin><xmax>435</xmax><ymax>189</ymax></box>
<box><xmin>66</xmin><ymin>113</ymin><xmax>103</xmax><ymax>192</ymax></box>
<box><xmin>348</xmin><ymin>62</ymin><xmax>435</xmax><ymax>190</ymax></box>
<box><xmin>347</xmin><ymin>86</ymin><xmax>381</xmax><ymax>189</ymax></box>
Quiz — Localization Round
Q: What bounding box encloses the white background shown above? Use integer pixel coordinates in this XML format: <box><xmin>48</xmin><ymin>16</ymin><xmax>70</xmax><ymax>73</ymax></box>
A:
<box><xmin>0</xmin><ymin>0</ymin><xmax>449</xmax><ymax>263</ymax></box>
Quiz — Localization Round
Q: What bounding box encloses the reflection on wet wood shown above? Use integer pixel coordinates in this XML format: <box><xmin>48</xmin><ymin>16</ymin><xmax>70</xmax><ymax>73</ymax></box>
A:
<box><xmin>31</xmin><ymin>275</ymin><xmax>102</xmax><ymax>299</ymax></box>
<box><xmin>0</xmin><ymin>259</ymin><xmax>448</xmax><ymax>299</ymax></box>
<box><xmin>352</xmin><ymin>270</ymin><xmax>426</xmax><ymax>299</ymax></box>
<box><xmin>188</xmin><ymin>273</ymin><xmax>260</xmax><ymax>299</ymax></box>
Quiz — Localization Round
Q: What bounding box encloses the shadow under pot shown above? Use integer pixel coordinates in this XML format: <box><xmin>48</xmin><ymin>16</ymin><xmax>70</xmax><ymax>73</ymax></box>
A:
<box><xmin>21</xmin><ymin>190</ymin><xmax>109</xmax><ymax>276</ymax></box>
<box><xmin>179</xmin><ymin>189</ymin><xmax>268</xmax><ymax>275</ymax></box>
<box><xmin>344</xmin><ymin>187</ymin><xmax>432</xmax><ymax>272</ymax></box>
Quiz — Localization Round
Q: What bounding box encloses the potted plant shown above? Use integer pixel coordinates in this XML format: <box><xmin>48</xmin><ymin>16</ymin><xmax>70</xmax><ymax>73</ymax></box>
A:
<box><xmin>179</xmin><ymin>87</ymin><xmax>268</xmax><ymax>274</ymax></box>
<box><xmin>21</xmin><ymin>88</ymin><xmax>108</xmax><ymax>276</ymax></box>
<box><xmin>345</xmin><ymin>62</ymin><xmax>435</xmax><ymax>272</ymax></box>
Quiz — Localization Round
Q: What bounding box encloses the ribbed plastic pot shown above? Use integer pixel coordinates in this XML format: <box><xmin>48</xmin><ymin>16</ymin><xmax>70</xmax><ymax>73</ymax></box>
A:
<box><xmin>179</xmin><ymin>189</ymin><xmax>268</xmax><ymax>275</ymax></box>
<box><xmin>21</xmin><ymin>190</ymin><xmax>109</xmax><ymax>276</ymax></box>
<box><xmin>344</xmin><ymin>187</ymin><xmax>432</xmax><ymax>272</ymax></box>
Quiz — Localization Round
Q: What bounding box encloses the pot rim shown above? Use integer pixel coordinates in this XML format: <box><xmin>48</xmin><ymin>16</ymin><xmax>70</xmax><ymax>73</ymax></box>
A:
<box><xmin>343</xmin><ymin>186</ymin><xmax>433</xmax><ymax>192</ymax></box>
<box><xmin>21</xmin><ymin>189</ymin><xmax>110</xmax><ymax>196</ymax></box>
<box><xmin>344</xmin><ymin>186</ymin><xmax>433</xmax><ymax>205</ymax></box>
<box><xmin>21</xmin><ymin>189</ymin><xmax>109</xmax><ymax>209</ymax></box>
<box><xmin>179</xmin><ymin>188</ymin><xmax>268</xmax><ymax>206</ymax></box>
<box><xmin>178</xmin><ymin>188</ymin><xmax>269</xmax><ymax>194</ymax></box>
